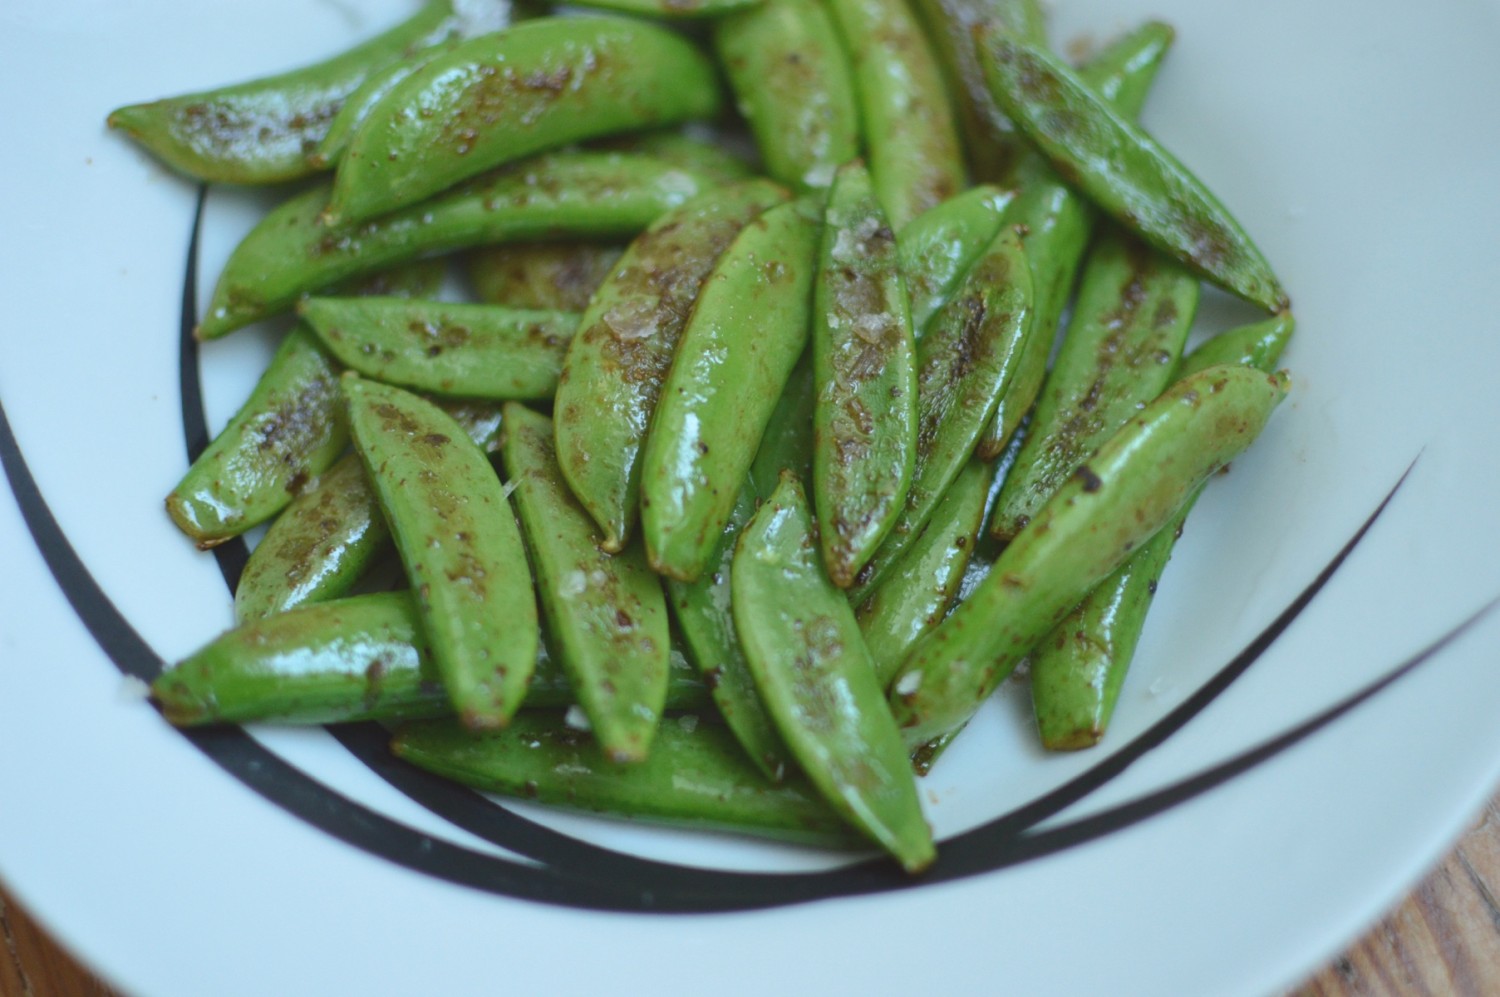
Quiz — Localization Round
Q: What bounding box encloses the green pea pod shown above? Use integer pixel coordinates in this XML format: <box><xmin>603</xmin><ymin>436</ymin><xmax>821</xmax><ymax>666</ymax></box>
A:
<box><xmin>976</xmin><ymin>29</ymin><xmax>1289</xmax><ymax>312</ymax></box>
<box><xmin>198</xmin><ymin>151</ymin><xmax>712</xmax><ymax>339</ymax></box>
<box><xmin>1029</xmin><ymin>312</ymin><xmax>1294</xmax><ymax>749</ymax></box>
<box><xmin>713</xmin><ymin>0</ymin><xmax>859</xmax><ymax>191</ymax></box>
<box><xmin>467</xmin><ymin>243</ymin><xmax>624</xmax><ymax>310</ymax></box>
<box><xmin>501</xmin><ymin>403</ymin><xmax>671</xmax><ymax>763</ymax></box>
<box><xmin>392</xmin><ymin>713</ymin><xmax>858</xmax><ymax>848</ymax></box>
<box><xmin>106</xmin><ymin>0</ymin><xmax>506</xmax><ymax>184</ymax></box>
<box><xmin>327</xmin><ymin>17</ymin><xmax>724</xmax><ymax>224</ymax></box>
<box><xmin>641</xmin><ymin>197</ymin><xmax>819</xmax><ymax>582</ymax></box>
<box><xmin>748</xmin><ymin>350</ymin><xmax>815</xmax><ymax>501</ymax></box>
<box><xmin>825</xmin><ymin>0</ymin><xmax>966</xmax><ymax>227</ymax></box>
<box><xmin>855</xmin><ymin>458</ymin><xmax>992</xmax><ymax>686</ymax></box>
<box><xmin>976</xmin><ymin>20</ymin><xmax>1176</xmax><ymax>460</ymax></box>
<box><xmin>813</xmin><ymin>162</ymin><xmax>918</xmax><ymax>588</ymax></box>
<box><xmin>666</xmin><ymin>487</ymin><xmax>794</xmax><ymax>781</ymax></box>
<box><xmin>344</xmin><ymin>376</ymin><xmax>537</xmax><ymax>729</ymax></box>
<box><xmin>308</xmin><ymin>38</ymin><xmax>465</xmax><ymax>171</ymax></box>
<box><xmin>990</xmin><ymin>229</ymin><xmax>1199</xmax><ymax>542</ymax></box>
<box><xmin>908</xmin><ymin>0</ymin><xmax>1046</xmax><ymax>180</ymax></box>
<box><xmin>732</xmin><ymin>475</ymin><xmax>934</xmax><ymax>872</ymax></box>
<box><xmin>553</xmin><ymin>179</ymin><xmax>789</xmax><ymax>552</ymax></box>
<box><xmin>850</xmin><ymin>224</ymin><xmax>1033</xmax><ymax>600</ymax></box>
<box><xmin>897</xmin><ymin>184</ymin><xmax>1012</xmax><ymax>336</ymax></box>
<box><xmin>888</xmin><ymin>364</ymin><xmax>1290</xmax><ymax>752</ymax></box>
<box><xmin>232</xmin><ymin>400</ymin><xmax>503</xmax><ymax>622</ymax></box>
<box><xmin>299</xmin><ymin>297</ymin><xmax>577</xmax><ymax>400</ymax></box>
<box><xmin>167</xmin><ymin>326</ymin><xmax>345</xmax><ymax>548</ymax></box>
<box><xmin>594</xmin><ymin>129</ymin><xmax>759</xmax><ymax>185</ymax></box>
<box><xmin>157</xmin><ymin>591</ymin><xmax>711</xmax><ymax>726</ymax></box>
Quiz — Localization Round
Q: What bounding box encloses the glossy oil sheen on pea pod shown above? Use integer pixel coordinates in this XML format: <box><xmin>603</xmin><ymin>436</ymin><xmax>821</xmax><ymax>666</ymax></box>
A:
<box><xmin>732</xmin><ymin>475</ymin><xmax>934</xmax><ymax>871</ymax></box>
<box><xmin>813</xmin><ymin>162</ymin><xmax>917</xmax><ymax>588</ymax></box>
<box><xmin>392</xmin><ymin>713</ymin><xmax>858</xmax><ymax>847</ymax></box>
<box><xmin>344</xmin><ymin>376</ymin><xmax>537</xmax><ymax>730</ymax></box>
<box><xmin>977</xmin><ymin>29</ymin><xmax>1288</xmax><ymax>313</ymax></box>
<box><xmin>198</xmin><ymin>151</ymin><xmax>711</xmax><ymax>339</ymax></box>
<box><xmin>1029</xmin><ymin>312</ymin><xmax>1295</xmax><ymax>749</ymax></box>
<box><xmin>713</xmin><ymin>0</ymin><xmax>859</xmax><ymax>191</ymax></box>
<box><xmin>327</xmin><ymin>17</ymin><xmax>724</xmax><ymax>223</ymax></box>
<box><xmin>501</xmin><ymin>403</ymin><xmax>671</xmax><ymax>763</ymax></box>
<box><xmin>667</xmin><ymin>487</ymin><xmax>794</xmax><ymax>781</ymax></box>
<box><xmin>977</xmin><ymin>20</ymin><xmax>1176</xmax><ymax>459</ymax></box>
<box><xmin>991</xmin><ymin>230</ymin><xmax>1199</xmax><ymax>541</ymax></box>
<box><xmin>158</xmin><ymin>591</ymin><xmax>710</xmax><ymax>726</ymax></box>
<box><xmin>897</xmin><ymin>184</ymin><xmax>1012</xmax><ymax>336</ymax></box>
<box><xmin>467</xmin><ymin>242</ymin><xmax>624</xmax><ymax>311</ymax></box>
<box><xmin>908</xmin><ymin>0</ymin><xmax>1046</xmax><ymax>181</ymax></box>
<box><xmin>553</xmin><ymin>179</ymin><xmax>789</xmax><ymax>552</ymax></box>
<box><xmin>849</xmin><ymin>225</ymin><xmax>1033</xmax><ymax>600</ymax></box>
<box><xmin>167</xmin><ymin>326</ymin><xmax>345</xmax><ymax>548</ymax></box>
<box><xmin>855</xmin><ymin>458</ymin><xmax>992</xmax><ymax>686</ymax></box>
<box><xmin>233</xmin><ymin>401</ymin><xmax>503</xmax><ymax>622</ymax></box>
<box><xmin>106</xmin><ymin>0</ymin><xmax>506</xmax><ymax>184</ymax></box>
<box><xmin>824</xmin><ymin>0</ymin><xmax>965</xmax><ymax>227</ymax></box>
<box><xmin>593</xmin><ymin>129</ymin><xmax>759</xmax><ymax>186</ymax></box>
<box><xmin>888</xmin><ymin>364</ymin><xmax>1290</xmax><ymax>751</ymax></box>
<box><xmin>641</xmin><ymin>197</ymin><xmax>819</xmax><ymax>582</ymax></box>
<box><xmin>300</xmin><ymin>297</ymin><xmax>577</xmax><ymax>400</ymax></box>
<box><xmin>308</xmin><ymin>39</ymin><xmax>464</xmax><ymax>170</ymax></box>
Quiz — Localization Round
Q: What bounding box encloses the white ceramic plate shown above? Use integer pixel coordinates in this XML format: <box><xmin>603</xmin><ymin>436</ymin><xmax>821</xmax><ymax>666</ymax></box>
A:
<box><xmin>3</xmin><ymin>1</ymin><xmax>1499</xmax><ymax>993</ymax></box>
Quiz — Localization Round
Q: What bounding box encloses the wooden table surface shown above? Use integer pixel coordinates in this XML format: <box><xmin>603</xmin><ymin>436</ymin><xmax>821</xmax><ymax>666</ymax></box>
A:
<box><xmin>6</xmin><ymin>794</ymin><xmax>1500</xmax><ymax>996</ymax></box>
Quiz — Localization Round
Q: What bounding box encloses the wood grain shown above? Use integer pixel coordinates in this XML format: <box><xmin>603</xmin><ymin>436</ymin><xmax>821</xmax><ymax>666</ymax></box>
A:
<box><xmin>5</xmin><ymin>796</ymin><xmax>1500</xmax><ymax>995</ymax></box>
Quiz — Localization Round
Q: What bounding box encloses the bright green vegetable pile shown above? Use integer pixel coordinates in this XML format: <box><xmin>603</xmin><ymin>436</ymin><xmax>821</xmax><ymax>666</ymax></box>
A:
<box><xmin>117</xmin><ymin>0</ymin><xmax>1294</xmax><ymax>872</ymax></box>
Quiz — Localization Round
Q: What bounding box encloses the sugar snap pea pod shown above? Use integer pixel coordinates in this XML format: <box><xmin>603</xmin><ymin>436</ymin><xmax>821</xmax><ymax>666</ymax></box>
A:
<box><xmin>748</xmin><ymin>350</ymin><xmax>815</xmax><ymax>501</ymax></box>
<box><xmin>667</xmin><ymin>487</ymin><xmax>795</xmax><ymax>781</ymax></box>
<box><xmin>344</xmin><ymin>376</ymin><xmax>537</xmax><ymax>729</ymax></box>
<box><xmin>849</xmin><ymin>225</ymin><xmax>1033</xmax><ymax>599</ymax></box>
<box><xmin>908</xmin><ymin>0</ymin><xmax>1045</xmax><ymax>181</ymax></box>
<box><xmin>106</xmin><ymin>1</ymin><xmax>508</xmax><ymax>185</ymax></box>
<box><xmin>167</xmin><ymin>327</ymin><xmax>345</xmax><ymax>548</ymax></box>
<box><xmin>813</xmin><ymin>162</ymin><xmax>918</xmax><ymax>587</ymax></box>
<box><xmin>732</xmin><ymin>475</ymin><xmax>934</xmax><ymax>871</ymax></box>
<box><xmin>232</xmin><ymin>400</ymin><xmax>503</xmax><ymax>622</ymax></box>
<box><xmin>990</xmin><ymin>230</ymin><xmax>1199</xmax><ymax>542</ymax></box>
<box><xmin>976</xmin><ymin>20</ymin><xmax>1176</xmax><ymax>459</ymax></box>
<box><xmin>825</xmin><ymin>0</ymin><xmax>965</xmax><ymax>227</ymax></box>
<box><xmin>1030</xmin><ymin>312</ymin><xmax>1294</xmax><ymax>749</ymax></box>
<box><xmin>392</xmin><ymin>712</ymin><xmax>858</xmax><ymax>848</ymax></box>
<box><xmin>299</xmin><ymin>297</ymin><xmax>577</xmax><ymax>400</ymax></box>
<box><xmin>502</xmin><ymin>403</ymin><xmax>671</xmax><ymax>763</ymax></box>
<box><xmin>158</xmin><ymin>591</ymin><xmax>711</xmax><ymax>726</ymax></box>
<box><xmin>713</xmin><ymin>0</ymin><xmax>859</xmax><ymax>191</ymax></box>
<box><xmin>897</xmin><ymin>184</ymin><xmax>1012</xmax><ymax>336</ymax></box>
<box><xmin>327</xmin><ymin>18</ymin><xmax>724</xmax><ymax>224</ymax></box>
<box><xmin>554</xmin><ymin>179</ymin><xmax>789</xmax><ymax>551</ymax></box>
<box><xmin>198</xmin><ymin>151</ymin><xmax>712</xmax><ymax>340</ymax></box>
<box><xmin>855</xmin><ymin>458</ymin><xmax>992</xmax><ymax>685</ymax></box>
<box><xmin>888</xmin><ymin>364</ymin><xmax>1290</xmax><ymax>751</ymax></box>
<box><xmin>467</xmin><ymin>243</ymin><xmax>624</xmax><ymax>310</ymax></box>
<box><xmin>641</xmin><ymin>197</ymin><xmax>820</xmax><ymax>582</ymax></box>
<box><xmin>976</xmin><ymin>29</ymin><xmax>1289</xmax><ymax>313</ymax></box>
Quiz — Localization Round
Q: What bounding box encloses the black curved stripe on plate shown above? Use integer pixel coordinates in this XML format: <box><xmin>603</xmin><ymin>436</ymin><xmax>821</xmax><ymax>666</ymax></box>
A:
<box><xmin>176</xmin><ymin>184</ymin><xmax>246</xmax><ymax>592</ymax></box>
<box><xmin>951</xmin><ymin>460</ymin><xmax>1415</xmax><ymax>845</ymax></box>
<box><xmin>0</xmin><ymin>393</ymin><xmax>703</xmax><ymax>911</ymax></box>
<box><xmin>947</xmin><ymin>595</ymin><xmax>1500</xmax><ymax>870</ymax></box>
